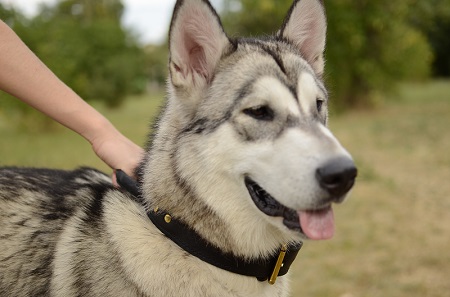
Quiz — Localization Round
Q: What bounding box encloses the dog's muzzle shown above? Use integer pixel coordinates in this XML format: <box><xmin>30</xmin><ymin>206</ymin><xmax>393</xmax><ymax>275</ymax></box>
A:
<box><xmin>245</xmin><ymin>156</ymin><xmax>357</xmax><ymax>239</ymax></box>
<box><xmin>245</xmin><ymin>177</ymin><xmax>302</xmax><ymax>231</ymax></box>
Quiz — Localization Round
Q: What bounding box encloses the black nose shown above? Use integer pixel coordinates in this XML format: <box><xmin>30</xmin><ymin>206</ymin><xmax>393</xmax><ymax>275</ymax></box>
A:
<box><xmin>316</xmin><ymin>157</ymin><xmax>357</xmax><ymax>199</ymax></box>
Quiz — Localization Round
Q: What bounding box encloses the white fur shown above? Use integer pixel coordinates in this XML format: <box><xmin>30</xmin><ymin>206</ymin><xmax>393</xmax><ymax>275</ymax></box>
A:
<box><xmin>298</xmin><ymin>72</ymin><xmax>319</xmax><ymax>112</ymax></box>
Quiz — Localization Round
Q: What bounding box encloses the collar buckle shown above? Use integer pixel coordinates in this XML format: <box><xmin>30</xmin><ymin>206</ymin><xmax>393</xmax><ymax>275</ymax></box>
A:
<box><xmin>268</xmin><ymin>244</ymin><xmax>288</xmax><ymax>285</ymax></box>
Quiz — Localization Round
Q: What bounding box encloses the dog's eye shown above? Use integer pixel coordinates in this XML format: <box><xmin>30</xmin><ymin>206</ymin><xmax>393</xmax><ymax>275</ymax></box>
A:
<box><xmin>316</xmin><ymin>98</ymin><xmax>324</xmax><ymax>113</ymax></box>
<box><xmin>243</xmin><ymin>105</ymin><xmax>274</xmax><ymax>121</ymax></box>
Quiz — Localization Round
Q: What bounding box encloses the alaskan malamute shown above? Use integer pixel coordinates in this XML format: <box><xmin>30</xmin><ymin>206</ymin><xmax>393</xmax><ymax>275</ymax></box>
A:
<box><xmin>0</xmin><ymin>0</ymin><xmax>357</xmax><ymax>296</ymax></box>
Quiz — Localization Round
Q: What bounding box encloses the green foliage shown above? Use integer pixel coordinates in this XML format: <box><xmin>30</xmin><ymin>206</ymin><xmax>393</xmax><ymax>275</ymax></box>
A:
<box><xmin>222</xmin><ymin>0</ymin><xmax>292</xmax><ymax>37</ymax></box>
<box><xmin>144</xmin><ymin>43</ymin><xmax>169</xmax><ymax>86</ymax></box>
<box><xmin>324</xmin><ymin>0</ymin><xmax>432</xmax><ymax>109</ymax></box>
<box><xmin>222</xmin><ymin>0</ymin><xmax>433</xmax><ymax>109</ymax></box>
<box><xmin>410</xmin><ymin>0</ymin><xmax>450</xmax><ymax>77</ymax></box>
<box><xmin>2</xmin><ymin>0</ymin><xmax>147</xmax><ymax>108</ymax></box>
<box><xmin>0</xmin><ymin>2</ymin><xmax>17</xmax><ymax>23</ymax></box>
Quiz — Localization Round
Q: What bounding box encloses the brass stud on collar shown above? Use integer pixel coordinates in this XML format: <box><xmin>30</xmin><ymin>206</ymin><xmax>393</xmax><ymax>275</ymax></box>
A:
<box><xmin>153</xmin><ymin>206</ymin><xmax>159</xmax><ymax>213</ymax></box>
<box><xmin>164</xmin><ymin>214</ymin><xmax>172</xmax><ymax>223</ymax></box>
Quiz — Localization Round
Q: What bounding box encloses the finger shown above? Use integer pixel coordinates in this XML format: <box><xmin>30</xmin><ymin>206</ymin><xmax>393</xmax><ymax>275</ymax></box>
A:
<box><xmin>112</xmin><ymin>169</ymin><xmax>119</xmax><ymax>188</ymax></box>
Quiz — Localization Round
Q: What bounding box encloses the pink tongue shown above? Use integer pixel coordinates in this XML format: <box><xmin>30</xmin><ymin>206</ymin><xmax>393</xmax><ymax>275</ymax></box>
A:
<box><xmin>298</xmin><ymin>208</ymin><xmax>335</xmax><ymax>240</ymax></box>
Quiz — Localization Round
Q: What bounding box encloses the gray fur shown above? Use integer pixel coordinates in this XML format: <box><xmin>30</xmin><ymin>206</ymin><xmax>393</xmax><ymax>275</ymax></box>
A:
<box><xmin>0</xmin><ymin>0</ymin><xmax>355</xmax><ymax>296</ymax></box>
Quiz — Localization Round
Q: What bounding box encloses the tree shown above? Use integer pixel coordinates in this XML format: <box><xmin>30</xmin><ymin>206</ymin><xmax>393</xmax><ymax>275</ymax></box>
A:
<box><xmin>222</xmin><ymin>0</ymin><xmax>433</xmax><ymax>109</ymax></box>
<box><xmin>222</xmin><ymin>0</ymin><xmax>292</xmax><ymax>36</ymax></box>
<box><xmin>0</xmin><ymin>2</ymin><xmax>18</xmax><ymax>25</ymax></box>
<box><xmin>10</xmin><ymin>0</ymin><xmax>147</xmax><ymax>107</ymax></box>
<box><xmin>324</xmin><ymin>0</ymin><xmax>432</xmax><ymax>108</ymax></box>
<box><xmin>410</xmin><ymin>0</ymin><xmax>450</xmax><ymax>77</ymax></box>
<box><xmin>144</xmin><ymin>43</ymin><xmax>168</xmax><ymax>87</ymax></box>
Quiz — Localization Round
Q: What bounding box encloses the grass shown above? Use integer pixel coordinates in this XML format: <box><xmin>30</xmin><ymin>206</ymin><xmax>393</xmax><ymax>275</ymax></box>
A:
<box><xmin>290</xmin><ymin>80</ymin><xmax>450</xmax><ymax>297</ymax></box>
<box><xmin>0</xmin><ymin>93</ymin><xmax>163</xmax><ymax>172</ymax></box>
<box><xmin>1</xmin><ymin>81</ymin><xmax>449</xmax><ymax>296</ymax></box>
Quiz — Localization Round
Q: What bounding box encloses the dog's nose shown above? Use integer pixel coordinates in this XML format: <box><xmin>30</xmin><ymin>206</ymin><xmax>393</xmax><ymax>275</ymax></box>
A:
<box><xmin>316</xmin><ymin>157</ymin><xmax>357</xmax><ymax>199</ymax></box>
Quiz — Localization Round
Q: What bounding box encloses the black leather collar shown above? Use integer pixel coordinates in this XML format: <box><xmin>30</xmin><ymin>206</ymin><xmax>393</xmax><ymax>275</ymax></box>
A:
<box><xmin>116</xmin><ymin>170</ymin><xmax>302</xmax><ymax>284</ymax></box>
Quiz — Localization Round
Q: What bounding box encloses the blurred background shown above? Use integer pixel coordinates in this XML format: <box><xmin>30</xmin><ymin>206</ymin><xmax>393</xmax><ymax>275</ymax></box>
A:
<box><xmin>0</xmin><ymin>0</ymin><xmax>449</xmax><ymax>296</ymax></box>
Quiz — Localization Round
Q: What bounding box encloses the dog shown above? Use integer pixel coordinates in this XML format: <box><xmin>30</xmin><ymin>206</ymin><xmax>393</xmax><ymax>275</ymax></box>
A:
<box><xmin>0</xmin><ymin>0</ymin><xmax>357</xmax><ymax>296</ymax></box>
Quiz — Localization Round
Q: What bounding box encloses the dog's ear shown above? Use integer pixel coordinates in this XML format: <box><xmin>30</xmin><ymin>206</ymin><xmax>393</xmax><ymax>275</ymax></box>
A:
<box><xmin>278</xmin><ymin>0</ymin><xmax>327</xmax><ymax>76</ymax></box>
<box><xmin>169</xmin><ymin>0</ymin><xmax>230</xmax><ymax>90</ymax></box>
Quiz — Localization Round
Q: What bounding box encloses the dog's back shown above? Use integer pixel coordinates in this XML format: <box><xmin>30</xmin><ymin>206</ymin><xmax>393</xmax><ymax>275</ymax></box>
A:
<box><xmin>0</xmin><ymin>167</ymin><xmax>113</xmax><ymax>296</ymax></box>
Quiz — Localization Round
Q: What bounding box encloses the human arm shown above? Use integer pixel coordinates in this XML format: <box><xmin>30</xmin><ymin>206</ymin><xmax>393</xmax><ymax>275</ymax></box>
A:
<box><xmin>0</xmin><ymin>20</ymin><xmax>144</xmax><ymax>177</ymax></box>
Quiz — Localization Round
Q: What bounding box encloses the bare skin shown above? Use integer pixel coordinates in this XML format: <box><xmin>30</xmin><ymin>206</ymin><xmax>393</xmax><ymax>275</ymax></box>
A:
<box><xmin>0</xmin><ymin>20</ymin><xmax>144</xmax><ymax>180</ymax></box>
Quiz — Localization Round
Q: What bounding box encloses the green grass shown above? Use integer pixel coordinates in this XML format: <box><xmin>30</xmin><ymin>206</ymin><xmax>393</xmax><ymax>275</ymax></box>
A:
<box><xmin>290</xmin><ymin>80</ymin><xmax>450</xmax><ymax>297</ymax></box>
<box><xmin>0</xmin><ymin>92</ymin><xmax>163</xmax><ymax>172</ymax></box>
<box><xmin>1</xmin><ymin>81</ymin><xmax>449</xmax><ymax>296</ymax></box>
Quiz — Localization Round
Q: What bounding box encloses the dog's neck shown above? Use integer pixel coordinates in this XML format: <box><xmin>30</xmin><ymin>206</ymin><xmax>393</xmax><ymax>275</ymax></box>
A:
<box><xmin>116</xmin><ymin>170</ymin><xmax>302</xmax><ymax>284</ymax></box>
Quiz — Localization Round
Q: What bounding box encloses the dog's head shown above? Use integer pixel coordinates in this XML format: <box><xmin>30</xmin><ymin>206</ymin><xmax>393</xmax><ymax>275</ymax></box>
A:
<box><xmin>147</xmin><ymin>0</ymin><xmax>356</xmax><ymax>251</ymax></box>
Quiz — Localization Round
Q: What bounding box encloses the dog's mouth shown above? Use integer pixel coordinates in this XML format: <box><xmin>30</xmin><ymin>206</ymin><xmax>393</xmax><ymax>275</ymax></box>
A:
<box><xmin>244</xmin><ymin>177</ymin><xmax>335</xmax><ymax>240</ymax></box>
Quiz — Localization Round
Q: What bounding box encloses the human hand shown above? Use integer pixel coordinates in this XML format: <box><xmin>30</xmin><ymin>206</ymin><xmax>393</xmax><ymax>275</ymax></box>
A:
<box><xmin>90</xmin><ymin>130</ymin><xmax>144</xmax><ymax>186</ymax></box>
